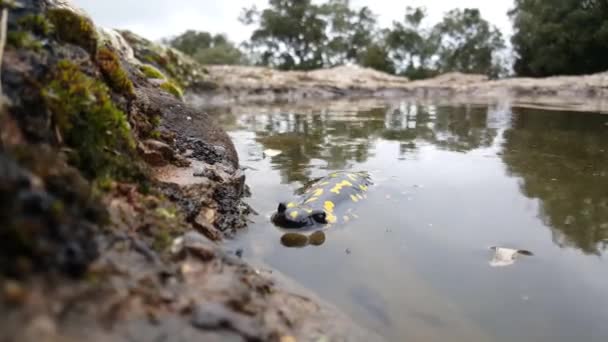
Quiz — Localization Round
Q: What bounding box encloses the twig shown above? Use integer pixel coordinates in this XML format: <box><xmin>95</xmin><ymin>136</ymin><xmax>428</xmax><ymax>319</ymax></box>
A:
<box><xmin>0</xmin><ymin>8</ymin><xmax>8</xmax><ymax>97</ymax></box>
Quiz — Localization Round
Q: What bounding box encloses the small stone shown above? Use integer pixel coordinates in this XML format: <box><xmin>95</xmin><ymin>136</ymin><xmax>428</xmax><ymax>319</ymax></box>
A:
<box><xmin>281</xmin><ymin>336</ymin><xmax>297</xmax><ymax>342</ymax></box>
<box><xmin>3</xmin><ymin>280</ymin><xmax>27</xmax><ymax>304</ymax></box>
<box><xmin>345</xmin><ymin>248</ymin><xmax>351</xmax><ymax>254</ymax></box>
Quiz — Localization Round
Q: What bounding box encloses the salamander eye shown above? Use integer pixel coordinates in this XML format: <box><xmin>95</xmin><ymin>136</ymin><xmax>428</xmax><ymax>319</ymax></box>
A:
<box><xmin>278</xmin><ymin>202</ymin><xmax>287</xmax><ymax>213</ymax></box>
<box><xmin>312</xmin><ymin>211</ymin><xmax>327</xmax><ymax>224</ymax></box>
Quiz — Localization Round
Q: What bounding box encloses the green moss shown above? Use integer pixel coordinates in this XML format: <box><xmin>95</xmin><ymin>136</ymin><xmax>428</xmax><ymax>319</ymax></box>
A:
<box><xmin>47</xmin><ymin>8</ymin><xmax>98</xmax><ymax>54</ymax></box>
<box><xmin>7</xmin><ymin>31</ymin><xmax>43</xmax><ymax>50</ymax></box>
<box><xmin>150</xmin><ymin>130</ymin><xmax>162</xmax><ymax>139</ymax></box>
<box><xmin>17</xmin><ymin>14</ymin><xmax>54</xmax><ymax>36</ymax></box>
<box><xmin>96</xmin><ymin>47</ymin><xmax>136</xmax><ymax>98</ymax></box>
<box><xmin>160</xmin><ymin>81</ymin><xmax>184</xmax><ymax>99</ymax></box>
<box><xmin>42</xmin><ymin>60</ymin><xmax>139</xmax><ymax>180</ymax></box>
<box><xmin>140</xmin><ymin>64</ymin><xmax>165</xmax><ymax>79</ymax></box>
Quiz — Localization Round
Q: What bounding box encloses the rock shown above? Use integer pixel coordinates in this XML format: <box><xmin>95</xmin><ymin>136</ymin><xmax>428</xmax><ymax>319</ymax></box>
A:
<box><xmin>3</xmin><ymin>280</ymin><xmax>28</xmax><ymax>304</ymax></box>
<box><xmin>191</xmin><ymin>302</ymin><xmax>260</xmax><ymax>339</ymax></box>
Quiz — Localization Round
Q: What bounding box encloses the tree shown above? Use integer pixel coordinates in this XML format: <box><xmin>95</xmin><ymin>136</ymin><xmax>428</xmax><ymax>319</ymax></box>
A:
<box><xmin>386</xmin><ymin>6</ymin><xmax>439</xmax><ymax>79</ymax></box>
<box><xmin>240</xmin><ymin>0</ymin><xmax>327</xmax><ymax>70</ymax></box>
<box><xmin>358</xmin><ymin>42</ymin><xmax>395</xmax><ymax>74</ymax></box>
<box><xmin>167</xmin><ymin>30</ymin><xmax>245</xmax><ymax>65</ymax></box>
<box><xmin>510</xmin><ymin>0</ymin><xmax>608</xmax><ymax>77</ymax></box>
<box><xmin>320</xmin><ymin>1</ymin><xmax>377</xmax><ymax>66</ymax></box>
<box><xmin>433</xmin><ymin>9</ymin><xmax>505</xmax><ymax>77</ymax></box>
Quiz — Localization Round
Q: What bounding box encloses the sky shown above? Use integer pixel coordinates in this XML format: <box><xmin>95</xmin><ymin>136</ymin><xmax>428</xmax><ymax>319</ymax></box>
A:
<box><xmin>73</xmin><ymin>0</ymin><xmax>514</xmax><ymax>43</ymax></box>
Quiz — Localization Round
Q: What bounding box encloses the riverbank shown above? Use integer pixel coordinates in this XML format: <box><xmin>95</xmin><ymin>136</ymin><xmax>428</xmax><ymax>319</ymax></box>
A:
<box><xmin>189</xmin><ymin>65</ymin><xmax>608</xmax><ymax>113</ymax></box>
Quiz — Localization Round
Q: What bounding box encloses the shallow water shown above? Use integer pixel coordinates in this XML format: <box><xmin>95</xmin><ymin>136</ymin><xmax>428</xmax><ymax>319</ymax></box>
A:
<box><xmin>213</xmin><ymin>100</ymin><xmax>608</xmax><ymax>342</ymax></box>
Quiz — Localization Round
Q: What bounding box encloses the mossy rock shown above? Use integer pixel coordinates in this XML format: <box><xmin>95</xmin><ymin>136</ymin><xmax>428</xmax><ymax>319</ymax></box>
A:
<box><xmin>16</xmin><ymin>14</ymin><xmax>54</xmax><ymax>36</ymax></box>
<box><xmin>140</xmin><ymin>64</ymin><xmax>165</xmax><ymax>79</ymax></box>
<box><xmin>42</xmin><ymin>60</ymin><xmax>141</xmax><ymax>180</ymax></box>
<box><xmin>96</xmin><ymin>46</ymin><xmax>136</xmax><ymax>98</ymax></box>
<box><xmin>47</xmin><ymin>8</ymin><xmax>98</xmax><ymax>54</ymax></box>
<box><xmin>7</xmin><ymin>31</ymin><xmax>43</xmax><ymax>50</ymax></box>
<box><xmin>160</xmin><ymin>81</ymin><xmax>184</xmax><ymax>99</ymax></box>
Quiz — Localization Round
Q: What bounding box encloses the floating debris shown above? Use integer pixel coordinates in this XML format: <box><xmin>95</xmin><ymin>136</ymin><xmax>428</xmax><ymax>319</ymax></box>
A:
<box><xmin>263</xmin><ymin>149</ymin><xmax>282</xmax><ymax>158</ymax></box>
<box><xmin>345</xmin><ymin>248</ymin><xmax>352</xmax><ymax>255</ymax></box>
<box><xmin>489</xmin><ymin>246</ymin><xmax>533</xmax><ymax>267</ymax></box>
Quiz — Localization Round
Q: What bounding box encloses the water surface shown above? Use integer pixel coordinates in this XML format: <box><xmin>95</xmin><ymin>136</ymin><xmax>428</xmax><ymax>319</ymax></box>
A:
<box><xmin>212</xmin><ymin>100</ymin><xmax>608</xmax><ymax>342</ymax></box>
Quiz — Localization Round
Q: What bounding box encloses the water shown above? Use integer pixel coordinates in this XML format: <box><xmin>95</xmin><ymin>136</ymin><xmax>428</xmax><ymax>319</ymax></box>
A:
<box><xmin>212</xmin><ymin>100</ymin><xmax>608</xmax><ymax>342</ymax></box>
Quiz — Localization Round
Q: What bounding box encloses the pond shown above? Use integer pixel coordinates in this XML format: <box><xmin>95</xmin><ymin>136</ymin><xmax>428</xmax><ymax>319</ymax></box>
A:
<box><xmin>212</xmin><ymin>99</ymin><xmax>608</xmax><ymax>342</ymax></box>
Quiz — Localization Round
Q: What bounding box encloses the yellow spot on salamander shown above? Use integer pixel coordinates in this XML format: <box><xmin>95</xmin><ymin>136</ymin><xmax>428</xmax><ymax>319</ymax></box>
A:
<box><xmin>312</xmin><ymin>188</ymin><xmax>324</xmax><ymax>197</ymax></box>
<box><xmin>304</xmin><ymin>197</ymin><xmax>318</xmax><ymax>204</ymax></box>
<box><xmin>359</xmin><ymin>185</ymin><xmax>368</xmax><ymax>191</ymax></box>
<box><xmin>324</xmin><ymin>201</ymin><xmax>335</xmax><ymax>213</ymax></box>
<box><xmin>330</xmin><ymin>180</ymin><xmax>353</xmax><ymax>194</ymax></box>
<box><xmin>290</xmin><ymin>211</ymin><xmax>299</xmax><ymax>219</ymax></box>
<box><xmin>318</xmin><ymin>181</ymin><xmax>330</xmax><ymax>186</ymax></box>
<box><xmin>304</xmin><ymin>208</ymin><xmax>313</xmax><ymax>214</ymax></box>
<box><xmin>287</xmin><ymin>202</ymin><xmax>297</xmax><ymax>208</ymax></box>
<box><xmin>327</xmin><ymin>213</ymin><xmax>337</xmax><ymax>223</ymax></box>
<box><xmin>347</xmin><ymin>174</ymin><xmax>358</xmax><ymax>181</ymax></box>
<box><xmin>350</xmin><ymin>194</ymin><xmax>359</xmax><ymax>203</ymax></box>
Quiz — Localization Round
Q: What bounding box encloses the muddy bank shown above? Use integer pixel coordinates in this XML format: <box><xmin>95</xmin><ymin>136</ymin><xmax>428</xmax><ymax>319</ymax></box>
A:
<box><xmin>0</xmin><ymin>1</ymin><xmax>378</xmax><ymax>341</ymax></box>
<box><xmin>189</xmin><ymin>65</ymin><xmax>608</xmax><ymax>113</ymax></box>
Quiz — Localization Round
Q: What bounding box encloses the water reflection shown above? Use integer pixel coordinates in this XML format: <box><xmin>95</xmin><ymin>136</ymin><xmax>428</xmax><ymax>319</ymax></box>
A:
<box><xmin>210</xmin><ymin>100</ymin><xmax>608</xmax><ymax>341</ymax></box>
<box><xmin>501</xmin><ymin>108</ymin><xmax>608</xmax><ymax>254</ymax></box>
<box><xmin>215</xmin><ymin>102</ymin><xmax>608</xmax><ymax>255</ymax></box>
<box><xmin>217</xmin><ymin>103</ymin><xmax>499</xmax><ymax>184</ymax></box>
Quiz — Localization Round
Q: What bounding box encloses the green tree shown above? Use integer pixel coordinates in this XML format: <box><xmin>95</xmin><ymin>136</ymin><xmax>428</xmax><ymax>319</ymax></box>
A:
<box><xmin>358</xmin><ymin>42</ymin><xmax>395</xmax><ymax>74</ymax></box>
<box><xmin>510</xmin><ymin>0</ymin><xmax>608</xmax><ymax>77</ymax></box>
<box><xmin>433</xmin><ymin>9</ymin><xmax>505</xmax><ymax>77</ymax></box>
<box><xmin>167</xmin><ymin>30</ymin><xmax>245</xmax><ymax>65</ymax></box>
<box><xmin>240</xmin><ymin>0</ymin><xmax>327</xmax><ymax>70</ymax></box>
<box><xmin>320</xmin><ymin>1</ymin><xmax>376</xmax><ymax>66</ymax></box>
<box><xmin>386</xmin><ymin>6</ymin><xmax>439</xmax><ymax>79</ymax></box>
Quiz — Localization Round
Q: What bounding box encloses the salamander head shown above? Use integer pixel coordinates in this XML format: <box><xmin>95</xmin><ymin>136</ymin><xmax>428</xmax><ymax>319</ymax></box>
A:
<box><xmin>271</xmin><ymin>202</ymin><xmax>327</xmax><ymax>229</ymax></box>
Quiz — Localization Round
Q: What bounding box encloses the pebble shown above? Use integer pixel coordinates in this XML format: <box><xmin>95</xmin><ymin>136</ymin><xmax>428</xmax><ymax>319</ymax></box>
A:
<box><xmin>345</xmin><ymin>248</ymin><xmax>351</xmax><ymax>254</ymax></box>
<box><xmin>3</xmin><ymin>280</ymin><xmax>27</xmax><ymax>304</ymax></box>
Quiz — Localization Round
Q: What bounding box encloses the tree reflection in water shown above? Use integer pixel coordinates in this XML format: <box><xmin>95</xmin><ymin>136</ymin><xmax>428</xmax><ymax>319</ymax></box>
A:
<box><xmin>502</xmin><ymin>108</ymin><xmax>608</xmax><ymax>255</ymax></box>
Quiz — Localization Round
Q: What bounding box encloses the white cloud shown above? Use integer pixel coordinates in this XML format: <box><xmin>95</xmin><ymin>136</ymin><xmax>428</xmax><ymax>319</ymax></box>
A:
<box><xmin>72</xmin><ymin>0</ymin><xmax>514</xmax><ymax>43</ymax></box>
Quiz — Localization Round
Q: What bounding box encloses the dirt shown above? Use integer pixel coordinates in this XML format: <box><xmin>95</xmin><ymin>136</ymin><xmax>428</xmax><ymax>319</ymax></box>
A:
<box><xmin>190</xmin><ymin>66</ymin><xmax>608</xmax><ymax>114</ymax></box>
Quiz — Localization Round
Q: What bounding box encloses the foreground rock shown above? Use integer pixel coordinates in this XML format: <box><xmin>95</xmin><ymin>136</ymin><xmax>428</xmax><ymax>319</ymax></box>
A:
<box><xmin>0</xmin><ymin>1</ymin><xmax>377</xmax><ymax>341</ymax></box>
<box><xmin>190</xmin><ymin>66</ymin><xmax>608</xmax><ymax>113</ymax></box>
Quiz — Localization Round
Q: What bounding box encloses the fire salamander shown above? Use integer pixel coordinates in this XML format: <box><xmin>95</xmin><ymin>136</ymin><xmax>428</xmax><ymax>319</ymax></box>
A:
<box><xmin>271</xmin><ymin>171</ymin><xmax>372</xmax><ymax>247</ymax></box>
